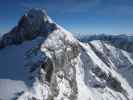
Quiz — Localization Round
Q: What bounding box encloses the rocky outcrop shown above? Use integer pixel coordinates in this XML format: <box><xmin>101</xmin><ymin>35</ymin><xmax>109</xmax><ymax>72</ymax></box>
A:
<box><xmin>0</xmin><ymin>8</ymin><xmax>133</xmax><ymax>100</ymax></box>
<box><xmin>0</xmin><ymin>9</ymin><xmax>57</xmax><ymax>48</ymax></box>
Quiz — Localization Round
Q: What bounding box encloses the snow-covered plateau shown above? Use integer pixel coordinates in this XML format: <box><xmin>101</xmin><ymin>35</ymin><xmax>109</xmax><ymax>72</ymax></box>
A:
<box><xmin>0</xmin><ymin>8</ymin><xmax>133</xmax><ymax>100</ymax></box>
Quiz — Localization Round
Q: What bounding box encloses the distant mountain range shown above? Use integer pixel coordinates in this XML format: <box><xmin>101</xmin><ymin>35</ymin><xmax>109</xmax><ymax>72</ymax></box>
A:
<box><xmin>79</xmin><ymin>34</ymin><xmax>133</xmax><ymax>52</ymax></box>
<box><xmin>0</xmin><ymin>8</ymin><xmax>133</xmax><ymax>100</ymax></box>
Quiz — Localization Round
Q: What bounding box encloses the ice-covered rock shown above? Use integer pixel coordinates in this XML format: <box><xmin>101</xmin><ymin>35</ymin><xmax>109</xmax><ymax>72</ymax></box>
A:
<box><xmin>0</xmin><ymin>8</ymin><xmax>57</xmax><ymax>48</ymax></box>
<box><xmin>0</xmin><ymin>8</ymin><xmax>133</xmax><ymax>100</ymax></box>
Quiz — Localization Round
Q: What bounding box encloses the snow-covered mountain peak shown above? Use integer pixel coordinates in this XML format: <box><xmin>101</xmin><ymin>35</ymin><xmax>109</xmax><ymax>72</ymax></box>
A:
<box><xmin>27</xmin><ymin>8</ymin><xmax>48</xmax><ymax>23</ymax></box>
<box><xmin>0</xmin><ymin>8</ymin><xmax>133</xmax><ymax>100</ymax></box>
<box><xmin>26</xmin><ymin>8</ymin><xmax>54</xmax><ymax>27</ymax></box>
<box><xmin>0</xmin><ymin>8</ymin><xmax>57</xmax><ymax>48</ymax></box>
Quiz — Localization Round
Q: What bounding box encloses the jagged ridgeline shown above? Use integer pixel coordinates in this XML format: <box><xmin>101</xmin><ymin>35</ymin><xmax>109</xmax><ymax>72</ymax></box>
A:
<box><xmin>79</xmin><ymin>34</ymin><xmax>133</xmax><ymax>52</ymax></box>
<box><xmin>0</xmin><ymin>8</ymin><xmax>133</xmax><ymax>100</ymax></box>
<box><xmin>0</xmin><ymin>9</ymin><xmax>57</xmax><ymax>48</ymax></box>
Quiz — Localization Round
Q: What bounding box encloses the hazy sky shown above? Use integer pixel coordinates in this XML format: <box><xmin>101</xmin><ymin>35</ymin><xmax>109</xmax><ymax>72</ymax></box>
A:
<box><xmin>0</xmin><ymin>0</ymin><xmax>133</xmax><ymax>35</ymax></box>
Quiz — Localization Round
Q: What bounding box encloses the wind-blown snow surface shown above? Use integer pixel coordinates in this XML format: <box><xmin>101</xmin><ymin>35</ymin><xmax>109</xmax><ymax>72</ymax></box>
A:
<box><xmin>0</xmin><ymin>37</ymin><xmax>44</xmax><ymax>100</ymax></box>
<box><xmin>0</xmin><ymin>8</ymin><xmax>133</xmax><ymax>100</ymax></box>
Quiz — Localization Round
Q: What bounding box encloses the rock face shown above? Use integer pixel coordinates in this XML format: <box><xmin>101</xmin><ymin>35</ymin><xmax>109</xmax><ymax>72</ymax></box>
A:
<box><xmin>20</xmin><ymin>26</ymin><xmax>80</xmax><ymax>100</ymax></box>
<box><xmin>0</xmin><ymin>8</ymin><xmax>133</xmax><ymax>100</ymax></box>
<box><xmin>0</xmin><ymin>9</ymin><xmax>57</xmax><ymax>48</ymax></box>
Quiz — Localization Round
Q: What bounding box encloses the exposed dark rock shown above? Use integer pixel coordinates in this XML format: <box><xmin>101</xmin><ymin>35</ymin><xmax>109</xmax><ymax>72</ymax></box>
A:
<box><xmin>92</xmin><ymin>66</ymin><xmax>126</xmax><ymax>94</ymax></box>
<box><xmin>0</xmin><ymin>9</ymin><xmax>57</xmax><ymax>49</ymax></box>
<box><xmin>107</xmin><ymin>74</ymin><xmax>124</xmax><ymax>93</ymax></box>
<box><xmin>43</xmin><ymin>58</ymin><xmax>53</xmax><ymax>82</ymax></box>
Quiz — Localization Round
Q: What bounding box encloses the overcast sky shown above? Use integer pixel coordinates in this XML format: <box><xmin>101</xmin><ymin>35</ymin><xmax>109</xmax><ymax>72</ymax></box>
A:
<box><xmin>0</xmin><ymin>0</ymin><xmax>133</xmax><ymax>35</ymax></box>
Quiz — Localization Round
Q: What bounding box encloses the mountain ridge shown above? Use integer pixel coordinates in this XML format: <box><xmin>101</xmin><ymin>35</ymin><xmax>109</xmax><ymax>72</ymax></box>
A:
<box><xmin>0</xmin><ymin>8</ymin><xmax>133</xmax><ymax>100</ymax></box>
<box><xmin>79</xmin><ymin>34</ymin><xmax>133</xmax><ymax>52</ymax></box>
<box><xmin>0</xmin><ymin>8</ymin><xmax>57</xmax><ymax>48</ymax></box>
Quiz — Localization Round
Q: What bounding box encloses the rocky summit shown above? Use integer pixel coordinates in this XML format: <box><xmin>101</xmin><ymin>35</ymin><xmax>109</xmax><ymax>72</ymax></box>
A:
<box><xmin>0</xmin><ymin>8</ymin><xmax>133</xmax><ymax>100</ymax></box>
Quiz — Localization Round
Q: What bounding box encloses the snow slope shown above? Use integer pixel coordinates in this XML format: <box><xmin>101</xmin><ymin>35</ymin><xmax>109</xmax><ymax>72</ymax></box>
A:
<box><xmin>0</xmin><ymin>8</ymin><xmax>133</xmax><ymax>100</ymax></box>
<box><xmin>0</xmin><ymin>37</ymin><xmax>44</xmax><ymax>100</ymax></box>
